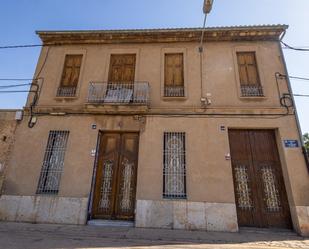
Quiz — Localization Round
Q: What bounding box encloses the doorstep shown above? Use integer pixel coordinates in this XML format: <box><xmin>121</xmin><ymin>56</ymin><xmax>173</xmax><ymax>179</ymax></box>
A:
<box><xmin>87</xmin><ymin>219</ymin><xmax>134</xmax><ymax>227</ymax></box>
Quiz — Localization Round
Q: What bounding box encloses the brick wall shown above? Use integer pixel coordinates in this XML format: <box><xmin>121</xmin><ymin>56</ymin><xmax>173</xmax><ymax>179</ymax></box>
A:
<box><xmin>0</xmin><ymin>111</ymin><xmax>18</xmax><ymax>194</ymax></box>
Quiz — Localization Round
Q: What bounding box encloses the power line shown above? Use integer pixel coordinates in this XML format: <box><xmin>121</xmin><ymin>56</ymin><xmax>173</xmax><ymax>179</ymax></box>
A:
<box><xmin>0</xmin><ymin>83</ymin><xmax>31</xmax><ymax>89</ymax></box>
<box><xmin>289</xmin><ymin>76</ymin><xmax>309</xmax><ymax>81</ymax></box>
<box><xmin>0</xmin><ymin>90</ymin><xmax>34</xmax><ymax>93</ymax></box>
<box><xmin>281</xmin><ymin>41</ymin><xmax>309</xmax><ymax>51</ymax></box>
<box><xmin>294</xmin><ymin>94</ymin><xmax>309</xmax><ymax>97</ymax></box>
<box><xmin>0</xmin><ymin>78</ymin><xmax>37</xmax><ymax>81</ymax></box>
<box><xmin>0</xmin><ymin>44</ymin><xmax>43</xmax><ymax>49</ymax></box>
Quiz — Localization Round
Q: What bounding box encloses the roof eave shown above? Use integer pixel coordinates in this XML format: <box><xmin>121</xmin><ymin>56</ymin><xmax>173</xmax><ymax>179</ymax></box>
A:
<box><xmin>36</xmin><ymin>25</ymin><xmax>288</xmax><ymax>45</ymax></box>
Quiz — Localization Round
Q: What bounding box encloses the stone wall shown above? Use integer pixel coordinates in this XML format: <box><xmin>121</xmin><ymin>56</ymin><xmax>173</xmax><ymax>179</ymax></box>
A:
<box><xmin>135</xmin><ymin>200</ymin><xmax>238</xmax><ymax>232</ymax></box>
<box><xmin>0</xmin><ymin>195</ymin><xmax>88</xmax><ymax>225</ymax></box>
<box><xmin>0</xmin><ymin>111</ymin><xmax>18</xmax><ymax>194</ymax></box>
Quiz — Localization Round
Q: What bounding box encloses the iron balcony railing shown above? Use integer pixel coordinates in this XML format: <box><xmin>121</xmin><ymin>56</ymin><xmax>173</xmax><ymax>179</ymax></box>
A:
<box><xmin>87</xmin><ymin>82</ymin><xmax>150</xmax><ymax>104</ymax></box>
<box><xmin>241</xmin><ymin>84</ymin><xmax>264</xmax><ymax>97</ymax></box>
<box><xmin>56</xmin><ymin>86</ymin><xmax>77</xmax><ymax>97</ymax></box>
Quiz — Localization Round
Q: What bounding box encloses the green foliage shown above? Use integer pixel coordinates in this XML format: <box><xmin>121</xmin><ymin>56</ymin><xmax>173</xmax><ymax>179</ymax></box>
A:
<box><xmin>304</xmin><ymin>133</ymin><xmax>309</xmax><ymax>151</ymax></box>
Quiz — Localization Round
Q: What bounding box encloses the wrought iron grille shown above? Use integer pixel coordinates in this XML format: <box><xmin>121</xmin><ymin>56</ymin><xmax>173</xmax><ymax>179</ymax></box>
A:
<box><xmin>260</xmin><ymin>165</ymin><xmax>281</xmax><ymax>212</ymax></box>
<box><xmin>56</xmin><ymin>86</ymin><xmax>77</xmax><ymax>97</ymax></box>
<box><xmin>164</xmin><ymin>86</ymin><xmax>185</xmax><ymax>97</ymax></box>
<box><xmin>36</xmin><ymin>131</ymin><xmax>69</xmax><ymax>195</ymax></box>
<box><xmin>234</xmin><ymin>165</ymin><xmax>253</xmax><ymax>210</ymax></box>
<box><xmin>241</xmin><ymin>84</ymin><xmax>264</xmax><ymax>97</ymax></box>
<box><xmin>87</xmin><ymin>82</ymin><xmax>150</xmax><ymax>104</ymax></box>
<box><xmin>163</xmin><ymin>132</ymin><xmax>186</xmax><ymax>199</ymax></box>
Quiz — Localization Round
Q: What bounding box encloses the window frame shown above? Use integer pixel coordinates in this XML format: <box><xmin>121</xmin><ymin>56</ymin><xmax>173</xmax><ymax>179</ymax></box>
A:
<box><xmin>161</xmin><ymin>48</ymin><xmax>188</xmax><ymax>100</ymax></box>
<box><xmin>233</xmin><ymin>47</ymin><xmax>267</xmax><ymax>100</ymax></box>
<box><xmin>164</xmin><ymin>53</ymin><xmax>185</xmax><ymax>97</ymax></box>
<box><xmin>54</xmin><ymin>50</ymin><xmax>86</xmax><ymax>99</ymax></box>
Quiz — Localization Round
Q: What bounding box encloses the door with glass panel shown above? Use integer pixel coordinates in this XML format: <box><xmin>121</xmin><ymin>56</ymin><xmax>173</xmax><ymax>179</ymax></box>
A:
<box><xmin>229</xmin><ymin>130</ymin><xmax>292</xmax><ymax>228</ymax></box>
<box><xmin>92</xmin><ymin>132</ymin><xmax>139</xmax><ymax>220</ymax></box>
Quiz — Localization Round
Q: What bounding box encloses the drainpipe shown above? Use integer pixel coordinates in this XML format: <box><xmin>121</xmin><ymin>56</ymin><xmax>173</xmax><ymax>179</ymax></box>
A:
<box><xmin>279</xmin><ymin>31</ymin><xmax>309</xmax><ymax>172</ymax></box>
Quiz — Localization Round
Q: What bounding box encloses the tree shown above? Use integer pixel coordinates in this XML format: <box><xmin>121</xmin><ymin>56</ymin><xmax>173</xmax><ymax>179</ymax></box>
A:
<box><xmin>304</xmin><ymin>133</ymin><xmax>309</xmax><ymax>151</ymax></box>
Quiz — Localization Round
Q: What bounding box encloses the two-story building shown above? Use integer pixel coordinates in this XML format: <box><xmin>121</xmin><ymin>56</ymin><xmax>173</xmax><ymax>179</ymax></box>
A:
<box><xmin>0</xmin><ymin>25</ymin><xmax>308</xmax><ymax>236</ymax></box>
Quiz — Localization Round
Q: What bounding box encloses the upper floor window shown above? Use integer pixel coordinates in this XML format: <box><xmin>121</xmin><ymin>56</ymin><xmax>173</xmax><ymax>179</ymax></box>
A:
<box><xmin>57</xmin><ymin>54</ymin><xmax>83</xmax><ymax>97</ymax></box>
<box><xmin>164</xmin><ymin>53</ymin><xmax>185</xmax><ymax>97</ymax></box>
<box><xmin>237</xmin><ymin>52</ymin><xmax>263</xmax><ymax>97</ymax></box>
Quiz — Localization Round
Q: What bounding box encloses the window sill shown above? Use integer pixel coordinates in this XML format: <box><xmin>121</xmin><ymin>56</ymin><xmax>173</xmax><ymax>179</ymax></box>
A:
<box><xmin>161</xmin><ymin>96</ymin><xmax>187</xmax><ymax>101</ymax></box>
<box><xmin>239</xmin><ymin>96</ymin><xmax>267</xmax><ymax>101</ymax></box>
<box><xmin>163</xmin><ymin>197</ymin><xmax>187</xmax><ymax>200</ymax></box>
<box><xmin>54</xmin><ymin>96</ymin><xmax>78</xmax><ymax>101</ymax></box>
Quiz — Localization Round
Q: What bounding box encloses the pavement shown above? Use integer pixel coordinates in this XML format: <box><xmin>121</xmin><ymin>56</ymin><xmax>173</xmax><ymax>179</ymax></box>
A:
<box><xmin>0</xmin><ymin>222</ymin><xmax>308</xmax><ymax>249</ymax></box>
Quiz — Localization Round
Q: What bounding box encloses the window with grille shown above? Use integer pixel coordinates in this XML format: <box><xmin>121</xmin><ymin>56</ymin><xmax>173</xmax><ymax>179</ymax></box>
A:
<box><xmin>57</xmin><ymin>54</ymin><xmax>83</xmax><ymax>97</ymax></box>
<box><xmin>164</xmin><ymin>53</ymin><xmax>185</xmax><ymax>97</ymax></box>
<box><xmin>36</xmin><ymin>131</ymin><xmax>69</xmax><ymax>194</ymax></box>
<box><xmin>163</xmin><ymin>132</ymin><xmax>186</xmax><ymax>199</ymax></box>
<box><xmin>237</xmin><ymin>52</ymin><xmax>263</xmax><ymax>97</ymax></box>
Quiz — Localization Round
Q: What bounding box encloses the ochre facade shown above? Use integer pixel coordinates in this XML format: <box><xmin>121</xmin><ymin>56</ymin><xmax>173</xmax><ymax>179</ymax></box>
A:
<box><xmin>0</xmin><ymin>111</ymin><xmax>18</xmax><ymax>194</ymax></box>
<box><xmin>0</xmin><ymin>26</ymin><xmax>308</xmax><ymax>236</ymax></box>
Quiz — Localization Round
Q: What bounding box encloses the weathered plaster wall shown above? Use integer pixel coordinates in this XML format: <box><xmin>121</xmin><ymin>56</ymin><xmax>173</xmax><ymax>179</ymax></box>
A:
<box><xmin>0</xmin><ymin>111</ymin><xmax>18</xmax><ymax>194</ymax></box>
<box><xmin>29</xmin><ymin>41</ymin><xmax>289</xmax><ymax>110</ymax></box>
<box><xmin>1</xmin><ymin>38</ymin><xmax>308</xmax><ymax>235</ymax></box>
<box><xmin>1</xmin><ymin>114</ymin><xmax>308</xmax><ymax>234</ymax></box>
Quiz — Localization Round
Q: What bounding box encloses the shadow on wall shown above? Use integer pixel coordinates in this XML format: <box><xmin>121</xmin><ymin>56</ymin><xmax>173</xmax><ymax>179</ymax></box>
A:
<box><xmin>0</xmin><ymin>222</ymin><xmax>306</xmax><ymax>249</ymax></box>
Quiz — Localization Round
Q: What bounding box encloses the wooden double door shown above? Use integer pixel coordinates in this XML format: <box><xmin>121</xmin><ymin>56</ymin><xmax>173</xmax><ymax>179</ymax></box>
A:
<box><xmin>229</xmin><ymin>130</ymin><xmax>292</xmax><ymax>229</ymax></box>
<box><xmin>92</xmin><ymin>132</ymin><xmax>139</xmax><ymax>220</ymax></box>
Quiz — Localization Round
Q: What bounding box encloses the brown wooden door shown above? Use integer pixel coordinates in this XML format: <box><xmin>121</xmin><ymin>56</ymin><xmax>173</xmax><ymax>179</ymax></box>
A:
<box><xmin>108</xmin><ymin>54</ymin><xmax>136</xmax><ymax>84</ymax></box>
<box><xmin>92</xmin><ymin>132</ymin><xmax>139</xmax><ymax>220</ymax></box>
<box><xmin>229</xmin><ymin>130</ymin><xmax>292</xmax><ymax>229</ymax></box>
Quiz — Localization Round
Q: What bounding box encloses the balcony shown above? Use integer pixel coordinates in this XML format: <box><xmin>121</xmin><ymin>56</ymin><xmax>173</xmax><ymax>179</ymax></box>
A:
<box><xmin>241</xmin><ymin>84</ymin><xmax>264</xmax><ymax>97</ymax></box>
<box><xmin>87</xmin><ymin>82</ymin><xmax>150</xmax><ymax>105</ymax></box>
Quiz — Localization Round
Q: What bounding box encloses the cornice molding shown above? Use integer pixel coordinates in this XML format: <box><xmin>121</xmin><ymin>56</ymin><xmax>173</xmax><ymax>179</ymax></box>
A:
<box><xmin>36</xmin><ymin>25</ymin><xmax>288</xmax><ymax>45</ymax></box>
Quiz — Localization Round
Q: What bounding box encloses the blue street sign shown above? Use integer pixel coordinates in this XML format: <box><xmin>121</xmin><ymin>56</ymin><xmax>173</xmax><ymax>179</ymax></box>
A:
<box><xmin>284</xmin><ymin>140</ymin><xmax>299</xmax><ymax>148</ymax></box>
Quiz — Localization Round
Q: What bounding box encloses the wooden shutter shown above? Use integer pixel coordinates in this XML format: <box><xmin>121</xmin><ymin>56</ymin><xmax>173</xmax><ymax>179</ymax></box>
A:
<box><xmin>60</xmin><ymin>55</ymin><xmax>83</xmax><ymax>87</ymax></box>
<box><xmin>164</xmin><ymin>53</ymin><xmax>184</xmax><ymax>87</ymax></box>
<box><xmin>237</xmin><ymin>52</ymin><xmax>260</xmax><ymax>86</ymax></box>
<box><xmin>108</xmin><ymin>54</ymin><xmax>136</xmax><ymax>83</ymax></box>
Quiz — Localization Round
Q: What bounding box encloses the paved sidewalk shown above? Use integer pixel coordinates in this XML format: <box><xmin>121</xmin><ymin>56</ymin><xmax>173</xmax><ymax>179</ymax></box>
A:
<box><xmin>0</xmin><ymin>222</ymin><xmax>308</xmax><ymax>249</ymax></box>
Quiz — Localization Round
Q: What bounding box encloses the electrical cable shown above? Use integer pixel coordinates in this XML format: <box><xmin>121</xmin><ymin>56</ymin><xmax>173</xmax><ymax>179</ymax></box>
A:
<box><xmin>294</xmin><ymin>94</ymin><xmax>309</xmax><ymax>97</ymax></box>
<box><xmin>0</xmin><ymin>78</ymin><xmax>37</xmax><ymax>81</ymax></box>
<box><xmin>0</xmin><ymin>83</ymin><xmax>31</xmax><ymax>89</ymax></box>
<box><xmin>288</xmin><ymin>76</ymin><xmax>309</xmax><ymax>81</ymax></box>
<box><xmin>0</xmin><ymin>44</ymin><xmax>43</xmax><ymax>49</ymax></box>
<box><xmin>281</xmin><ymin>41</ymin><xmax>309</xmax><ymax>51</ymax></box>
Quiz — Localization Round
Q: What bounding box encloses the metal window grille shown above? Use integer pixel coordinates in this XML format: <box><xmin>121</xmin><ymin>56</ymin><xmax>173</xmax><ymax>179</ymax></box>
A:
<box><xmin>164</xmin><ymin>86</ymin><xmax>185</xmax><ymax>97</ymax></box>
<box><xmin>56</xmin><ymin>86</ymin><xmax>77</xmax><ymax>97</ymax></box>
<box><xmin>241</xmin><ymin>84</ymin><xmax>264</xmax><ymax>97</ymax></box>
<box><xmin>163</xmin><ymin>132</ymin><xmax>186</xmax><ymax>199</ymax></box>
<box><xmin>36</xmin><ymin>131</ymin><xmax>69</xmax><ymax>195</ymax></box>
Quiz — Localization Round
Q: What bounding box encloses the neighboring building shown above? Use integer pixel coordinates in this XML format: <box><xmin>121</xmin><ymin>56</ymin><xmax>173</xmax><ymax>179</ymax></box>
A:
<box><xmin>0</xmin><ymin>110</ymin><xmax>19</xmax><ymax>193</ymax></box>
<box><xmin>0</xmin><ymin>25</ymin><xmax>308</xmax><ymax>236</ymax></box>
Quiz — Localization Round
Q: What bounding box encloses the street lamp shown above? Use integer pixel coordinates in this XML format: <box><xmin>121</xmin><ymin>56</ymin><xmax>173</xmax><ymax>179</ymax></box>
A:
<box><xmin>203</xmin><ymin>0</ymin><xmax>214</xmax><ymax>14</ymax></box>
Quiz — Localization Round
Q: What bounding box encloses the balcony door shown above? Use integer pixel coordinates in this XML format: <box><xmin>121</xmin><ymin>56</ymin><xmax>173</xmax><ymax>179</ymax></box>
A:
<box><xmin>92</xmin><ymin>132</ymin><xmax>139</xmax><ymax>220</ymax></box>
<box><xmin>106</xmin><ymin>54</ymin><xmax>136</xmax><ymax>103</ymax></box>
<box><xmin>108</xmin><ymin>54</ymin><xmax>136</xmax><ymax>83</ymax></box>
